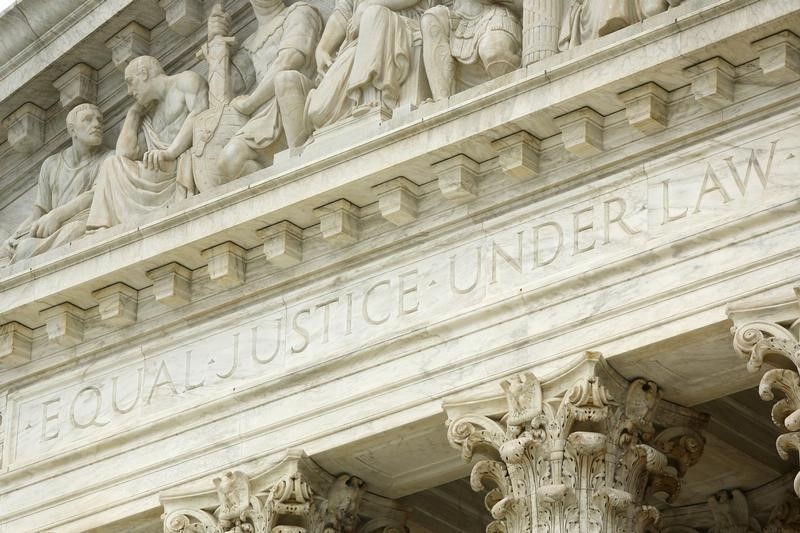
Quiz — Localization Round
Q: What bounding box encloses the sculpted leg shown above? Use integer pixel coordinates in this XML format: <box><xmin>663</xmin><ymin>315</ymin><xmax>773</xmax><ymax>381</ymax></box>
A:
<box><xmin>421</xmin><ymin>6</ymin><xmax>455</xmax><ymax>101</ymax></box>
<box><xmin>478</xmin><ymin>30</ymin><xmax>521</xmax><ymax>79</ymax></box>
<box><xmin>274</xmin><ymin>70</ymin><xmax>312</xmax><ymax>149</ymax></box>
<box><xmin>218</xmin><ymin>138</ymin><xmax>260</xmax><ymax>181</ymax></box>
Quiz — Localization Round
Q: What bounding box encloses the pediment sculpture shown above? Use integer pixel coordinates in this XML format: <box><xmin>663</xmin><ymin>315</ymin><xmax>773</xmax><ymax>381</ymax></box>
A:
<box><xmin>0</xmin><ymin>103</ymin><xmax>110</xmax><ymax>266</ymax></box>
<box><xmin>0</xmin><ymin>0</ymin><xmax>693</xmax><ymax>265</ymax></box>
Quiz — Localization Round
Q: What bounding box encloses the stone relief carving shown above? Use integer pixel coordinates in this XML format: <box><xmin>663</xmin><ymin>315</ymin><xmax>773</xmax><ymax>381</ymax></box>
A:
<box><xmin>707</xmin><ymin>490</ymin><xmax>762</xmax><ymax>533</ymax></box>
<box><xmin>0</xmin><ymin>103</ymin><xmax>110</xmax><ymax>266</ymax></box>
<box><xmin>420</xmin><ymin>0</ymin><xmax>521</xmax><ymax>100</ymax></box>
<box><xmin>445</xmin><ymin>354</ymin><xmax>707</xmax><ymax>533</ymax></box>
<box><xmin>663</xmin><ymin>486</ymin><xmax>800</xmax><ymax>533</ymax></box>
<box><xmin>559</xmin><ymin>0</ymin><xmax>684</xmax><ymax>51</ymax></box>
<box><xmin>280</xmin><ymin>0</ymin><xmax>434</xmax><ymax>147</ymax></box>
<box><xmin>0</xmin><ymin>0</ymin><xmax>705</xmax><ymax>265</ymax></box>
<box><xmin>764</xmin><ymin>491</ymin><xmax>800</xmax><ymax>532</ymax></box>
<box><xmin>210</xmin><ymin>0</ymin><xmax>323</xmax><ymax>182</ymax></box>
<box><xmin>732</xmin><ymin>313</ymin><xmax>800</xmax><ymax>497</ymax></box>
<box><xmin>162</xmin><ymin>451</ymin><xmax>407</xmax><ymax>533</ymax></box>
<box><xmin>86</xmin><ymin>56</ymin><xmax>209</xmax><ymax>229</ymax></box>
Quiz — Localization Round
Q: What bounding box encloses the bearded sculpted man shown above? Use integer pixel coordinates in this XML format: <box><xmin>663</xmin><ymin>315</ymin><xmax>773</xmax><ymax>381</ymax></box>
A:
<box><xmin>278</xmin><ymin>0</ymin><xmax>433</xmax><ymax>148</ymax></box>
<box><xmin>216</xmin><ymin>0</ymin><xmax>323</xmax><ymax>180</ymax></box>
<box><xmin>87</xmin><ymin>56</ymin><xmax>208</xmax><ymax>229</ymax></box>
<box><xmin>0</xmin><ymin>104</ymin><xmax>110</xmax><ymax>265</ymax></box>
<box><xmin>420</xmin><ymin>0</ymin><xmax>521</xmax><ymax>100</ymax></box>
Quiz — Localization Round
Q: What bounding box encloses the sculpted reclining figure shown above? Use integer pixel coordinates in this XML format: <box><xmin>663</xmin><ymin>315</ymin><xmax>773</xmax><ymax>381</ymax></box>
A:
<box><xmin>278</xmin><ymin>0</ymin><xmax>434</xmax><ymax>148</ymax></box>
<box><xmin>0</xmin><ymin>104</ymin><xmax>110</xmax><ymax>265</ymax></box>
<box><xmin>420</xmin><ymin>0</ymin><xmax>521</xmax><ymax>100</ymax></box>
<box><xmin>216</xmin><ymin>0</ymin><xmax>323</xmax><ymax>180</ymax></box>
<box><xmin>87</xmin><ymin>56</ymin><xmax>208</xmax><ymax>229</ymax></box>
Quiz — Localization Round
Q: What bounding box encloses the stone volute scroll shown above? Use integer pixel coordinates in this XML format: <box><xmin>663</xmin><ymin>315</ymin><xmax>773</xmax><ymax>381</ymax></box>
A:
<box><xmin>160</xmin><ymin>449</ymin><xmax>408</xmax><ymax>533</ymax></box>
<box><xmin>443</xmin><ymin>353</ymin><xmax>708</xmax><ymax>533</ymax></box>
<box><xmin>731</xmin><ymin>289</ymin><xmax>800</xmax><ymax>497</ymax></box>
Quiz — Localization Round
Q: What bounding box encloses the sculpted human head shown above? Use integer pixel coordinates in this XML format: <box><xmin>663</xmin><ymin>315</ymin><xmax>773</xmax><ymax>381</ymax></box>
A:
<box><xmin>66</xmin><ymin>103</ymin><xmax>103</xmax><ymax>147</ymax></box>
<box><xmin>124</xmin><ymin>56</ymin><xmax>165</xmax><ymax>105</ymax></box>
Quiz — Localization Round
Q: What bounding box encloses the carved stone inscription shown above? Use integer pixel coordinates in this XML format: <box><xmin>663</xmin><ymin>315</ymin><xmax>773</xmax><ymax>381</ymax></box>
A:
<box><xmin>7</xmin><ymin>123</ymin><xmax>798</xmax><ymax>466</ymax></box>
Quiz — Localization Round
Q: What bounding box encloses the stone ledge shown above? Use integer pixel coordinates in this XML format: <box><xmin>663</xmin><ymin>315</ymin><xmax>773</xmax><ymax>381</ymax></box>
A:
<box><xmin>0</xmin><ymin>0</ymin><xmax>797</xmax><ymax>360</ymax></box>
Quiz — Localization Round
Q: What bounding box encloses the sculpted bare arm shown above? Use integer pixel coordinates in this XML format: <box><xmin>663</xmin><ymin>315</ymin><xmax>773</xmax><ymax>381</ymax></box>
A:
<box><xmin>117</xmin><ymin>104</ymin><xmax>144</xmax><ymax>159</ymax></box>
<box><xmin>166</xmin><ymin>71</ymin><xmax>209</xmax><ymax>160</ymax></box>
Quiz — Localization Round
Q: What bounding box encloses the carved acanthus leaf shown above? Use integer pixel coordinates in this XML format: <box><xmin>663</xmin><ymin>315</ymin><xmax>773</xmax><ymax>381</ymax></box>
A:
<box><xmin>733</xmin><ymin>317</ymin><xmax>800</xmax><ymax>497</ymax></box>
<box><xmin>446</xmin><ymin>356</ymin><xmax>707</xmax><ymax>533</ymax></box>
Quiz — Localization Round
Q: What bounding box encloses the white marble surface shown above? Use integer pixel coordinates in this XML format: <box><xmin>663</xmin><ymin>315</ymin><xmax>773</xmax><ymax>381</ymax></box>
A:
<box><xmin>1</xmin><ymin>0</ymin><xmax>800</xmax><ymax>531</ymax></box>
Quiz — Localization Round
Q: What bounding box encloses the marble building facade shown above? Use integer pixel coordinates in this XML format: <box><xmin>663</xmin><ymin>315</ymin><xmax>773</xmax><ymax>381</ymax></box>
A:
<box><xmin>0</xmin><ymin>0</ymin><xmax>799</xmax><ymax>531</ymax></box>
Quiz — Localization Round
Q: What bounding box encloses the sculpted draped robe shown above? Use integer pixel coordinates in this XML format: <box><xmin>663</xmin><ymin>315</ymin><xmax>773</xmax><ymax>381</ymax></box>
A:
<box><xmin>231</xmin><ymin>2</ymin><xmax>322</xmax><ymax>157</ymax></box>
<box><xmin>306</xmin><ymin>0</ymin><xmax>432</xmax><ymax>130</ymax></box>
<box><xmin>87</xmin><ymin>116</ymin><xmax>193</xmax><ymax>229</ymax></box>
<box><xmin>558</xmin><ymin>0</ymin><xmax>641</xmax><ymax>50</ymax></box>
<box><xmin>12</xmin><ymin>146</ymin><xmax>110</xmax><ymax>262</ymax></box>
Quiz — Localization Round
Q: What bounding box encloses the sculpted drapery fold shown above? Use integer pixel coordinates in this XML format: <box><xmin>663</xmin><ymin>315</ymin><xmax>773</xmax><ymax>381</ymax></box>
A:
<box><xmin>0</xmin><ymin>0</ymin><xmax>697</xmax><ymax>246</ymax></box>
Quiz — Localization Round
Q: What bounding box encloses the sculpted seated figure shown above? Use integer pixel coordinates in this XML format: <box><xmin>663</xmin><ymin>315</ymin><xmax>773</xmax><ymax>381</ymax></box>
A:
<box><xmin>217</xmin><ymin>0</ymin><xmax>323</xmax><ymax>180</ymax></box>
<box><xmin>420</xmin><ymin>0</ymin><xmax>521</xmax><ymax>100</ymax></box>
<box><xmin>559</xmin><ymin>0</ymin><xmax>684</xmax><ymax>49</ymax></box>
<box><xmin>87</xmin><ymin>56</ymin><xmax>208</xmax><ymax>229</ymax></box>
<box><xmin>278</xmin><ymin>0</ymin><xmax>433</xmax><ymax>147</ymax></box>
<box><xmin>0</xmin><ymin>104</ymin><xmax>110</xmax><ymax>266</ymax></box>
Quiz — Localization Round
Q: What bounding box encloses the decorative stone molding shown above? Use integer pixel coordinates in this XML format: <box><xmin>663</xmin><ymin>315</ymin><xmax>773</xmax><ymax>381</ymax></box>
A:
<box><xmin>708</xmin><ymin>490</ymin><xmax>761</xmax><ymax>533</ymax></box>
<box><xmin>554</xmin><ymin>107</ymin><xmax>604</xmax><ymax>157</ymax></box>
<box><xmin>0</xmin><ymin>322</ymin><xmax>33</xmax><ymax>367</ymax></box>
<box><xmin>765</xmin><ymin>491</ymin><xmax>800</xmax><ymax>532</ymax></box>
<box><xmin>313</xmin><ymin>200</ymin><xmax>361</xmax><ymax>246</ymax></box>
<box><xmin>159</xmin><ymin>0</ymin><xmax>204</xmax><ymax>36</ymax></box>
<box><xmin>752</xmin><ymin>30</ymin><xmax>800</xmax><ymax>84</ymax></box>
<box><xmin>93</xmin><ymin>283</ymin><xmax>138</xmax><ymax>327</ymax></box>
<box><xmin>445</xmin><ymin>353</ymin><xmax>707</xmax><ymax>533</ymax></box>
<box><xmin>97</xmin><ymin>285</ymin><xmax>138</xmax><ymax>322</ymax></box>
<box><xmin>52</xmin><ymin>63</ymin><xmax>97</xmax><ymax>110</ymax></box>
<box><xmin>105</xmin><ymin>22</ymin><xmax>151</xmax><ymax>71</ymax></box>
<box><xmin>147</xmin><ymin>263</ymin><xmax>193</xmax><ymax>308</ymax></box>
<box><xmin>732</xmin><ymin>311</ymin><xmax>800</xmax><ymax>496</ymax></box>
<box><xmin>160</xmin><ymin>449</ymin><xmax>408</xmax><ymax>533</ymax></box>
<box><xmin>685</xmin><ymin>57</ymin><xmax>736</xmax><ymax>109</ymax></box>
<box><xmin>491</xmin><ymin>131</ymin><xmax>540</xmax><ymax>180</ymax></box>
<box><xmin>617</xmin><ymin>83</ymin><xmax>669</xmax><ymax>135</ymax></box>
<box><xmin>258</xmin><ymin>221</ymin><xmax>304</xmax><ymax>267</ymax></box>
<box><xmin>201</xmin><ymin>242</ymin><xmax>247</xmax><ymax>288</ymax></box>
<box><xmin>2</xmin><ymin>102</ymin><xmax>46</xmax><ymax>154</ymax></box>
<box><xmin>40</xmin><ymin>303</ymin><xmax>85</xmax><ymax>347</ymax></box>
<box><xmin>372</xmin><ymin>177</ymin><xmax>421</xmax><ymax>226</ymax></box>
<box><xmin>432</xmin><ymin>154</ymin><xmax>480</xmax><ymax>201</ymax></box>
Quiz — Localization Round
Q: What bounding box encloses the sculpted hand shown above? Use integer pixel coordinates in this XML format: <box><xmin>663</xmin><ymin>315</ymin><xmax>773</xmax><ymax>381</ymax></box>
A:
<box><xmin>231</xmin><ymin>94</ymin><xmax>255</xmax><ymax>116</ymax></box>
<box><xmin>29</xmin><ymin>209</ymin><xmax>64</xmax><ymax>238</ymax></box>
<box><xmin>315</xmin><ymin>47</ymin><xmax>334</xmax><ymax>78</ymax></box>
<box><xmin>0</xmin><ymin>236</ymin><xmax>17</xmax><ymax>259</ymax></box>
<box><xmin>143</xmin><ymin>149</ymin><xmax>174</xmax><ymax>172</ymax></box>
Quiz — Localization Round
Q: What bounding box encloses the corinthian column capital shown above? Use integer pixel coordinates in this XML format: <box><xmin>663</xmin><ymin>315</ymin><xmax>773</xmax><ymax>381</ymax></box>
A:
<box><xmin>731</xmin><ymin>288</ymin><xmax>800</xmax><ymax>497</ymax></box>
<box><xmin>444</xmin><ymin>353</ymin><xmax>708</xmax><ymax>533</ymax></box>
<box><xmin>160</xmin><ymin>449</ymin><xmax>408</xmax><ymax>533</ymax></box>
